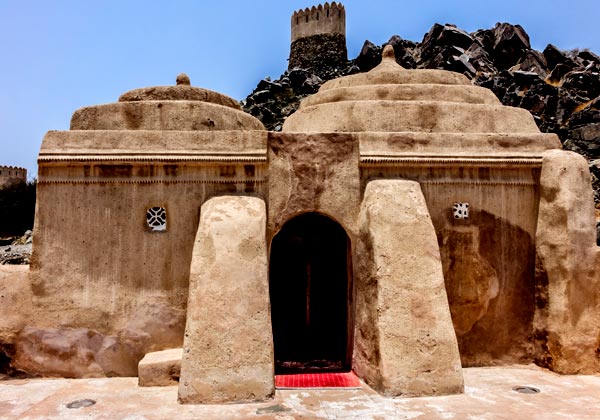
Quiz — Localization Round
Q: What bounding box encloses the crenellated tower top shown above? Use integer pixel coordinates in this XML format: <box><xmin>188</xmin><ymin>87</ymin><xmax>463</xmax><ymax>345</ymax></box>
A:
<box><xmin>0</xmin><ymin>165</ymin><xmax>27</xmax><ymax>189</ymax></box>
<box><xmin>291</xmin><ymin>2</ymin><xmax>346</xmax><ymax>43</ymax></box>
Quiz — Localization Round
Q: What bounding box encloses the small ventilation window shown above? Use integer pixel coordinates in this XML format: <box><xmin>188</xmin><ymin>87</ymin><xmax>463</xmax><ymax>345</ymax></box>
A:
<box><xmin>146</xmin><ymin>207</ymin><xmax>167</xmax><ymax>232</ymax></box>
<box><xmin>453</xmin><ymin>202</ymin><xmax>469</xmax><ymax>220</ymax></box>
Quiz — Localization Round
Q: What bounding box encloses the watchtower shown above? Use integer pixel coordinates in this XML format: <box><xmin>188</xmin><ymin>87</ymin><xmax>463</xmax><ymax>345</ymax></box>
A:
<box><xmin>289</xmin><ymin>2</ymin><xmax>348</xmax><ymax>71</ymax></box>
<box><xmin>0</xmin><ymin>165</ymin><xmax>26</xmax><ymax>189</ymax></box>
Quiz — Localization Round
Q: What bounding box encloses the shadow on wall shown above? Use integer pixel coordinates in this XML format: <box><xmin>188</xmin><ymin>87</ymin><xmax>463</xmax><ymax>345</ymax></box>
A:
<box><xmin>439</xmin><ymin>209</ymin><xmax>537</xmax><ymax>366</ymax></box>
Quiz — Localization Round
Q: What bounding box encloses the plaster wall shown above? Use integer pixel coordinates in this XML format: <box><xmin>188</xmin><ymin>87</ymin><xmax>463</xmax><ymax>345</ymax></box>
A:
<box><xmin>267</xmin><ymin>132</ymin><xmax>360</xmax><ymax>241</ymax></box>
<box><xmin>423</xmin><ymin>175</ymin><xmax>540</xmax><ymax>365</ymax></box>
<box><xmin>30</xmin><ymin>133</ymin><xmax>267</xmax><ymax>331</ymax></box>
<box><xmin>358</xmin><ymin>130</ymin><xmax>554</xmax><ymax>367</ymax></box>
<box><xmin>359</xmin><ymin>164</ymin><xmax>541</xmax><ymax>366</ymax></box>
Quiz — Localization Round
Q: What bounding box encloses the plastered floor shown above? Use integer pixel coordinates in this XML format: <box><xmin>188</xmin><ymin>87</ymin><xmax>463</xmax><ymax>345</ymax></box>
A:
<box><xmin>1</xmin><ymin>366</ymin><xmax>599</xmax><ymax>419</ymax></box>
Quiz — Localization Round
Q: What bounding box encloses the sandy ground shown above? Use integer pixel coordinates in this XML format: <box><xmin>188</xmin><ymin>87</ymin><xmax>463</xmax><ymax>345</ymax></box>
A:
<box><xmin>1</xmin><ymin>365</ymin><xmax>599</xmax><ymax>419</ymax></box>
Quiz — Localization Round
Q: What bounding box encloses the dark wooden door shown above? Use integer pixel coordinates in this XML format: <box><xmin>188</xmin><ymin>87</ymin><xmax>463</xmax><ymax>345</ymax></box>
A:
<box><xmin>269</xmin><ymin>213</ymin><xmax>352</xmax><ymax>373</ymax></box>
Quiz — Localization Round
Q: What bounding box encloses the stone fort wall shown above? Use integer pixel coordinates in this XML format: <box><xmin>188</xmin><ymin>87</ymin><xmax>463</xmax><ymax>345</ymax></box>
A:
<box><xmin>291</xmin><ymin>2</ymin><xmax>345</xmax><ymax>42</ymax></box>
<box><xmin>0</xmin><ymin>165</ymin><xmax>27</xmax><ymax>188</ymax></box>
<box><xmin>289</xmin><ymin>2</ymin><xmax>347</xmax><ymax>70</ymax></box>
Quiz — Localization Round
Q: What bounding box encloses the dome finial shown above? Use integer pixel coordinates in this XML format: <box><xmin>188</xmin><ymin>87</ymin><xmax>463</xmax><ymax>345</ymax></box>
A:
<box><xmin>382</xmin><ymin>45</ymin><xmax>396</xmax><ymax>62</ymax></box>
<box><xmin>176</xmin><ymin>73</ymin><xmax>191</xmax><ymax>86</ymax></box>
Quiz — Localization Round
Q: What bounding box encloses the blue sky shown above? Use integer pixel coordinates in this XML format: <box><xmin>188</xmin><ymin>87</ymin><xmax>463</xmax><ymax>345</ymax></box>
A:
<box><xmin>1</xmin><ymin>0</ymin><xmax>599</xmax><ymax>177</ymax></box>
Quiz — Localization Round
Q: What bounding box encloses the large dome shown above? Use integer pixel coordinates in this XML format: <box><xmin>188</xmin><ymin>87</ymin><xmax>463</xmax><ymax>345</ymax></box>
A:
<box><xmin>70</xmin><ymin>74</ymin><xmax>265</xmax><ymax>132</ymax></box>
<box><xmin>283</xmin><ymin>45</ymin><xmax>541</xmax><ymax>134</ymax></box>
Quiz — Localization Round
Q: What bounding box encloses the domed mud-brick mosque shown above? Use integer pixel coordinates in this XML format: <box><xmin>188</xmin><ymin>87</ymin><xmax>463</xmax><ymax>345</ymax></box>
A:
<box><xmin>3</xmin><ymin>2</ymin><xmax>598</xmax><ymax>404</ymax></box>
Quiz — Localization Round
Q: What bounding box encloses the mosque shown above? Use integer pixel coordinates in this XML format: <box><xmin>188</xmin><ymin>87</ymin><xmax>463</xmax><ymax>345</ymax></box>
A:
<box><xmin>8</xmin><ymin>2</ymin><xmax>599</xmax><ymax>404</ymax></box>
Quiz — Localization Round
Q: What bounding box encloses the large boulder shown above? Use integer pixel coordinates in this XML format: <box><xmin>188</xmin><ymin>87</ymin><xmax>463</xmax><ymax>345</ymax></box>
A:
<box><xmin>543</xmin><ymin>44</ymin><xmax>574</xmax><ymax>71</ymax></box>
<box><xmin>355</xmin><ymin>40</ymin><xmax>382</xmax><ymax>72</ymax></box>
<box><xmin>492</xmin><ymin>23</ymin><xmax>531</xmax><ymax>69</ymax></box>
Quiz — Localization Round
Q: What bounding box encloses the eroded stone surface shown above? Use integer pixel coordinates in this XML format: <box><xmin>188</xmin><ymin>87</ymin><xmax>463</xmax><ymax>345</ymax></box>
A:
<box><xmin>353</xmin><ymin>180</ymin><xmax>464</xmax><ymax>397</ymax></box>
<box><xmin>441</xmin><ymin>227</ymin><xmax>499</xmax><ymax>336</ymax></box>
<box><xmin>10</xmin><ymin>301</ymin><xmax>185</xmax><ymax>378</ymax></box>
<box><xmin>178</xmin><ymin>196</ymin><xmax>273</xmax><ymax>404</ymax></box>
<box><xmin>13</xmin><ymin>327</ymin><xmax>132</xmax><ymax>378</ymax></box>
<box><xmin>0</xmin><ymin>266</ymin><xmax>31</xmax><ymax>344</ymax></box>
<box><xmin>138</xmin><ymin>348</ymin><xmax>182</xmax><ymax>387</ymax></box>
<box><xmin>535</xmin><ymin>149</ymin><xmax>600</xmax><ymax>374</ymax></box>
<box><xmin>267</xmin><ymin>132</ymin><xmax>360</xmax><ymax>240</ymax></box>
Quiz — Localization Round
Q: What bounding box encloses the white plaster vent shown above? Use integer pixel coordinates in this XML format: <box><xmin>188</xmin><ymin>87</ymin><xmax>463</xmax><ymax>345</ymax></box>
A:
<box><xmin>453</xmin><ymin>202</ymin><xmax>469</xmax><ymax>220</ymax></box>
<box><xmin>147</xmin><ymin>207</ymin><xmax>167</xmax><ymax>232</ymax></box>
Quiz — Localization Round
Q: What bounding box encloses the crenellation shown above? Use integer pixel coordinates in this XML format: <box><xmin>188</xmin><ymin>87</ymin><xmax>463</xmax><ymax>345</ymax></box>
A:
<box><xmin>289</xmin><ymin>2</ymin><xmax>347</xmax><ymax>70</ymax></box>
<box><xmin>0</xmin><ymin>165</ymin><xmax>27</xmax><ymax>188</ymax></box>
<box><xmin>291</xmin><ymin>2</ymin><xmax>346</xmax><ymax>42</ymax></box>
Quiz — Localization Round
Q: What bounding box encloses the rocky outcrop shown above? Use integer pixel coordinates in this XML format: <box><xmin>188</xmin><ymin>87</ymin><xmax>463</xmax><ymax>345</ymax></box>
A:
<box><xmin>0</xmin><ymin>230</ymin><xmax>32</xmax><ymax>265</ymax></box>
<box><xmin>243</xmin><ymin>22</ymin><xmax>600</xmax><ymax>205</ymax></box>
<box><xmin>289</xmin><ymin>33</ymin><xmax>348</xmax><ymax>71</ymax></box>
<box><xmin>242</xmin><ymin>64</ymin><xmax>357</xmax><ymax>132</ymax></box>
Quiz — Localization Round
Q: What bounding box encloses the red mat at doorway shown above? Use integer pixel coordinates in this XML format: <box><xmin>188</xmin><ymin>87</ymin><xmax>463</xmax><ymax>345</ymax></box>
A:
<box><xmin>275</xmin><ymin>372</ymin><xmax>361</xmax><ymax>389</ymax></box>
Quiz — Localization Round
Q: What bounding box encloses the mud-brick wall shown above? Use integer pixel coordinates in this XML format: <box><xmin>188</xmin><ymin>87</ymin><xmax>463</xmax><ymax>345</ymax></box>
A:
<box><xmin>30</xmin><ymin>162</ymin><xmax>268</xmax><ymax>333</ymax></box>
<box><xmin>363</xmin><ymin>163</ymin><xmax>542</xmax><ymax>366</ymax></box>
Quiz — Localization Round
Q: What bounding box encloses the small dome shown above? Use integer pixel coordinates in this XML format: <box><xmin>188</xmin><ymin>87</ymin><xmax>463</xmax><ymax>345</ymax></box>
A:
<box><xmin>70</xmin><ymin>75</ymin><xmax>264</xmax><ymax>131</ymax></box>
<box><xmin>283</xmin><ymin>45</ymin><xmax>540</xmax><ymax>134</ymax></box>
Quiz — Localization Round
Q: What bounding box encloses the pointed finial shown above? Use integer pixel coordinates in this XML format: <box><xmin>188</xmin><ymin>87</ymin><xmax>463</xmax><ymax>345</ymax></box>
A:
<box><xmin>382</xmin><ymin>45</ymin><xmax>396</xmax><ymax>62</ymax></box>
<box><xmin>176</xmin><ymin>73</ymin><xmax>190</xmax><ymax>86</ymax></box>
<box><xmin>369</xmin><ymin>44</ymin><xmax>405</xmax><ymax>72</ymax></box>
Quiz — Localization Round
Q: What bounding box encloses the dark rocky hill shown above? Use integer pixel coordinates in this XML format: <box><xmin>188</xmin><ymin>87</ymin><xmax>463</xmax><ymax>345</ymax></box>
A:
<box><xmin>243</xmin><ymin>22</ymin><xmax>600</xmax><ymax>205</ymax></box>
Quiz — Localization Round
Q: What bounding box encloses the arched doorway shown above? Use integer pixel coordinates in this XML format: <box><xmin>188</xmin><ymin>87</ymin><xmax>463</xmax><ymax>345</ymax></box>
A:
<box><xmin>269</xmin><ymin>213</ymin><xmax>353</xmax><ymax>373</ymax></box>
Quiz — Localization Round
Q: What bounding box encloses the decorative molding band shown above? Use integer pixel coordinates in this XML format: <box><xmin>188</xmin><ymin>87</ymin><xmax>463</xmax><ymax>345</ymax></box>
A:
<box><xmin>418</xmin><ymin>180</ymin><xmax>537</xmax><ymax>187</ymax></box>
<box><xmin>38</xmin><ymin>178</ymin><xmax>267</xmax><ymax>185</ymax></box>
<box><xmin>360</xmin><ymin>156</ymin><xmax>543</xmax><ymax>167</ymax></box>
<box><xmin>38</xmin><ymin>155</ymin><xmax>267</xmax><ymax>164</ymax></box>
